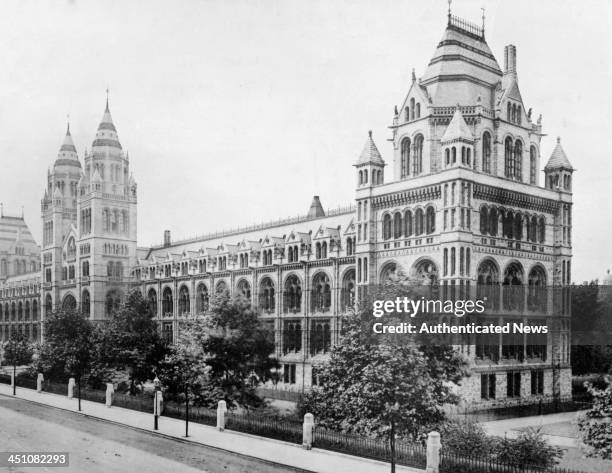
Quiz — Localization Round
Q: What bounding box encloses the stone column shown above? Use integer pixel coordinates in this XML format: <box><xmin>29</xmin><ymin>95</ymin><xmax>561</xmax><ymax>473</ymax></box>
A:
<box><xmin>68</xmin><ymin>378</ymin><xmax>75</xmax><ymax>398</ymax></box>
<box><xmin>426</xmin><ymin>431</ymin><xmax>441</xmax><ymax>473</ymax></box>
<box><xmin>37</xmin><ymin>373</ymin><xmax>44</xmax><ymax>393</ymax></box>
<box><xmin>216</xmin><ymin>400</ymin><xmax>227</xmax><ymax>431</ymax></box>
<box><xmin>302</xmin><ymin>413</ymin><xmax>314</xmax><ymax>450</ymax></box>
<box><xmin>105</xmin><ymin>383</ymin><xmax>114</xmax><ymax>407</ymax></box>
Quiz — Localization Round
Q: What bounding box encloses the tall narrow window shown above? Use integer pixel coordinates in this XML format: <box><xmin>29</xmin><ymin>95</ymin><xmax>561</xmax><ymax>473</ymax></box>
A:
<box><xmin>514</xmin><ymin>140</ymin><xmax>523</xmax><ymax>180</ymax></box>
<box><xmin>504</xmin><ymin>137</ymin><xmax>513</xmax><ymax>178</ymax></box>
<box><xmin>530</xmin><ymin>145</ymin><xmax>537</xmax><ymax>185</ymax></box>
<box><xmin>482</xmin><ymin>131</ymin><xmax>491</xmax><ymax>173</ymax></box>
<box><xmin>413</xmin><ymin>135</ymin><xmax>424</xmax><ymax>175</ymax></box>
<box><xmin>400</xmin><ymin>138</ymin><xmax>411</xmax><ymax>178</ymax></box>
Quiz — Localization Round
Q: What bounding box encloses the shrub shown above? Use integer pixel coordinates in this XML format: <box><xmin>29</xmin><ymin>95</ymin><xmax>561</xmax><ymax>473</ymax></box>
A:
<box><xmin>577</xmin><ymin>376</ymin><xmax>612</xmax><ymax>459</ymax></box>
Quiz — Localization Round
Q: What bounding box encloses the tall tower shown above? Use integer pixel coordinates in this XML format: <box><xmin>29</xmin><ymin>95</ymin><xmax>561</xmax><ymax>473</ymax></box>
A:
<box><xmin>78</xmin><ymin>98</ymin><xmax>138</xmax><ymax>319</ymax></box>
<box><xmin>41</xmin><ymin>123</ymin><xmax>82</xmax><ymax>315</ymax></box>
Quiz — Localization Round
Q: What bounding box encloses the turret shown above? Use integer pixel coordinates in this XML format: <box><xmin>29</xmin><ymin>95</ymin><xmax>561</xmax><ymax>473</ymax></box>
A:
<box><xmin>544</xmin><ymin>137</ymin><xmax>573</xmax><ymax>192</ymax></box>
<box><xmin>354</xmin><ymin>131</ymin><xmax>385</xmax><ymax>188</ymax></box>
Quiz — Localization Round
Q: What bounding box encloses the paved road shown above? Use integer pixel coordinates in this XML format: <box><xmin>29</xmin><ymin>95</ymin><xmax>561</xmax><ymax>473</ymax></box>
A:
<box><xmin>0</xmin><ymin>395</ymin><xmax>311</xmax><ymax>473</ymax></box>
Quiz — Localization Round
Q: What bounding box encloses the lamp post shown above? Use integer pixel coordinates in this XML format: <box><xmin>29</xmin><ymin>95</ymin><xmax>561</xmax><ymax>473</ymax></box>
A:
<box><xmin>153</xmin><ymin>376</ymin><xmax>160</xmax><ymax>430</ymax></box>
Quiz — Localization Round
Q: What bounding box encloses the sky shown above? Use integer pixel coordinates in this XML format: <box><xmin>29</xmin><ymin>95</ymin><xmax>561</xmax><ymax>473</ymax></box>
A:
<box><xmin>0</xmin><ymin>0</ymin><xmax>610</xmax><ymax>283</ymax></box>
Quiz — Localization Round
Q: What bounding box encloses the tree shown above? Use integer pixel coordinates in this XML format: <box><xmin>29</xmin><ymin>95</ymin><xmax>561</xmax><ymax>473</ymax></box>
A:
<box><xmin>93</xmin><ymin>290</ymin><xmax>168</xmax><ymax>394</ymax></box>
<box><xmin>577</xmin><ymin>376</ymin><xmax>612</xmax><ymax>459</ymax></box>
<box><xmin>161</xmin><ymin>291</ymin><xmax>277</xmax><ymax>410</ymax></box>
<box><xmin>3</xmin><ymin>330</ymin><xmax>33</xmax><ymax>395</ymax></box>
<box><xmin>2</xmin><ymin>331</ymin><xmax>33</xmax><ymax>367</ymax></box>
<box><xmin>36</xmin><ymin>309</ymin><xmax>94</xmax><ymax>410</ymax></box>
<box><xmin>299</xmin><ymin>308</ymin><xmax>467</xmax><ymax>441</ymax></box>
<box><xmin>158</xmin><ymin>316</ymin><xmax>212</xmax><ymax>436</ymax></box>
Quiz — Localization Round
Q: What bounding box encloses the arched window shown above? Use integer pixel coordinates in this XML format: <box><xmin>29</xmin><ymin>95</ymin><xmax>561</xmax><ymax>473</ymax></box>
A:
<box><xmin>162</xmin><ymin>287</ymin><xmax>173</xmax><ymax>315</ymax></box>
<box><xmin>443</xmin><ymin>248</ymin><xmax>448</xmax><ymax>276</ymax></box>
<box><xmin>480</xmin><ymin>207</ymin><xmax>489</xmax><ymax>234</ymax></box>
<box><xmin>503</xmin><ymin>211</ymin><xmax>514</xmax><ymax>239</ymax></box>
<box><xmin>237</xmin><ymin>279</ymin><xmax>251</xmax><ymax>301</ymax></box>
<box><xmin>416</xmin><ymin>102</ymin><xmax>421</xmax><ymax>118</ymax></box>
<box><xmin>538</xmin><ymin>216</ymin><xmax>545</xmax><ymax>243</ymax></box>
<box><xmin>393</xmin><ymin>212</ymin><xmax>402</xmax><ymax>239</ymax></box>
<box><xmin>311</xmin><ymin>272</ymin><xmax>331</xmax><ymax>313</ymax></box>
<box><xmin>32</xmin><ymin>300</ymin><xmax>38</xmax><ymax>320</ymax></box>
<box><xmin>315</xmin><ymin>242</ymin><xmax>321</xmax><ymax>259</ymax></box>
<box><xmin>216</xmin><ymin>280</ymin><xmax>227</xmax><ymax>294</ymax></box>
<box><xmin>489</xmin><ymin>207</ymin><xmax>498</xmax><ymax>236</ymax></box>
<box><xmin>504</xmin><ymin>137</ymin><xmax>513</xmax><ymax>178</ymax></box>
<box><xmin>410</xmin><ymin>98</ymin><xmax>415</xmax><ymax>120</ymax></box>
<box><xmin>445</xmin><ymin>148</ymin><xmax>450</xmax><ymax>166</ymax></box>
<box><xmin>530</xmin><ymin>146</ymin><xmax>537</xmax><ymax>185</ymax></box>
<box><xmin>341</xmin><ymin>269</ymin><xmax>355</xmax><ymax>311</ymax></box>
<box><xmin>413</xmin><ymin>134</ymin><xmax>424</xmax><ymax>175</ymax></box>
<box><xmin>178</xmin><ymin>286</ymin><xmax>190</xmax><ymax>314</ymax></box>
<box><xmin>45</xmin><ymin>295</ymin><xmax>53</xmax><ymax>316</ymax></box>
<box><xmin>82</xmin><ymin>290</ymin><xmax>91</xmax><ymax>316</ymax></box>
<box><xmin>528</xmin><ymin>265</ymin><xmax>547</xmax><ymax>312</ymax></box>
<box><xmin>477</xmin><ymin>259</ymin><xmax>500</xmax><ymax>305</ymax></box>
<box><xmin>415</xmin><ymin>208</ymin><xmax>424</xmax><ymax>235</ymax></box>
<box><xmin>512</xmin><ymin>104</ymin><xmax>517</xmax><ymax>123</ymax></box>
<box><xmin>412</xmin><ymin>259</ymin><xmax>438</xmax><ymax>285</ymax></box>
<box><xmin>196</xmin><ymin>284</ymin><xmax>209</xmax><ymax>313</ymax></box>
<box><xmin>517</xmin><ymin>106</ymin><xmax>522</xmax><ymax>125</ymax></box>
<box><xmin>404</xmin><ymin>210</ymin><xmax>413</xmax><ymax>236</ymax></box>
<box><xmin>466</xmin><ymin>148</ymin><xmax>471</xmax><ymax>166</ymax></box>
<box><xmin>426</xmin><ymin>207</ymin><xmax>436</xmax><ymax>234</ymax></box>
<box><xmin>461</xmin><ymin>146</ymin><xmax>466</xmax><ymax>164</ymax></box>
<box><xmin>62</xmin><ymin>294</ymin><xmax>76</xmax><ymax>311</ymax></box>
<box><xmin>358</xmin><ymin>170</ymin><xmax>363</xmax><ymax>184</ymax></box>
<box><xmin>503</xmin><ymin>262</ymin><xmax>525</xmax><ymax>311</ymax></box>
<box><xmin>400</xmin><ymin>138</ymin><xmax>411</xmax><ymax>178</ymax></box>
<box><xmin>452</xmin><ymin>146</ymin><xmax>456</xmax><ymax>164</ymax></box>
<box><xmin>18</xmin><ymin>301</ymin><xmax>23</xmax><ymax>319</ymax></box>
<box><xmin>514</xmin><ymin>140</ymin><xmax>523</xmax><ymax>180</ymax></box>
<box><xmin>259</xmin><ymin>278</ymin><xmax>275</xmax><ymax>313</ymax></box>
<box><xmin>346</xmin><ymin>237</ymin><xmax>353</xmax><ymax>256</ymax></box>
<box><xmin>321</xmin><ymin>241</ymin><xmax>327</xmax><ymax>259</ymax></box>
<box><xmin>284</xmin><ymin>275</ymin><xmax>302</xmax><ymax>313</ymax></box>
<box><xmin>148</xmin><ymin>288</ymin><xmax>158</xmax><ymax>315</ymax></box>
<box><xmin>513</xmin><ymin>213</ymin><xmax>523</xmax><ymax>240</ymax></box>
<box><xmin>382</xmin><ymin>214</ymin><xmax>392</xmax><ymax>240</ymax></box>
<box><xmin>507</xmin><ymin>102</ymin><xmax>512</xmax><ymax>121</ymax></box>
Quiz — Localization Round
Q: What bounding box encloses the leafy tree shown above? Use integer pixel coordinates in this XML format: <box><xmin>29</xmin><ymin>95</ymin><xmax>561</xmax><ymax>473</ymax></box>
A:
<box><xmin>577</xmin><ymin>376</ymin><xmax>612</xmax><ymax>459</ymax></box>
<box><xmin>161</xmin><ymin>291</ymin><xmax>277</xmax><ymax>409</ymax></box>
<box><xmin>93</xmin><ymin>290</ymin><xmax>168</xmax><ymax>394</ymax></box>
<box><xmin>2</xmin><ymin>331</ymin><xmax>33</xmax><ymax>367</ymax></box>
<box><xmin>36</xmin><ymin>309</ymin><xmax>94</xmax><ymax>409</ymax></box>
<box><xmin>299</xmin><ymin>307</ymin><xmax>467</xmax><ymax>441</ymax></box>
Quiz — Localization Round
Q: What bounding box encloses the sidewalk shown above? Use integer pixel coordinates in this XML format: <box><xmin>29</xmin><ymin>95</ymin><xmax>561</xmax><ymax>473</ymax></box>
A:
<box><xmin>0</xmin><ymin>383</ymin><xmax>422</xmax><ymax>473</ymax></box>
<box><xmin>481</xmin><ymin>410</ymin><xmax>587</xmax><ymax>448</ymax></box>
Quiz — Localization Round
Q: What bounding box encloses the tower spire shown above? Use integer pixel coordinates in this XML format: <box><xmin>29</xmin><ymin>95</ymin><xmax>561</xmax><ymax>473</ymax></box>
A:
<box><xmin>105</xmin><ymin>87</ymin><xmax>110</xmax><ymax>112</ymax></box>
<box><xmin>448</xmin><ymin>0</ymin><xmax>452</xmax><ymax>24</ymax></box>
<box><xmin>481</xmin><ymin>7</ymin><xmax>486</xmax><ymax>37</ymax></box>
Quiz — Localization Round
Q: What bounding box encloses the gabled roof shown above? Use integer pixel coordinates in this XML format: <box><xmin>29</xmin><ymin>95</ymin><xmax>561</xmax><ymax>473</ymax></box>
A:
<box><xmin>440</xmin><ymin>107</ymin><xmax>474</xmax><ymax>143</ymax></box>
<box><xmin>313</xmin><ymin>225</ymin><xmax>340</xmax><ymax>240</ymax></box>
<box><xmin>357</xmin><ymin>131</ymin><xmax>385</xmax><ymax>166</ymax></box>
<box><xmin>343</xmin><ymin>218</ymin><xmax>356</xmax><ymax>235</ymax></box>
<box><xmin>545</xmin><ymin>137</ymin><xmax>573</xmax><ymax>171</ymax></box>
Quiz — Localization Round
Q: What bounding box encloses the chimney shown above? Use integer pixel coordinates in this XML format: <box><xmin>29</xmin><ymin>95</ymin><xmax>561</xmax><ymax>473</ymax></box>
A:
<box><xmin>163</xmin><ymin>230</ymin><xmax>171</xmax><ymax>247</ymax></box>
<box><xmin>504</xmin><ymin>45</ymin><xmax>517</xmax><ymax>75</ymax></box>
<box><xmin>307</xmin><ymin>196</ymin><xmax>325</xmax><ymax>218</ymax></box>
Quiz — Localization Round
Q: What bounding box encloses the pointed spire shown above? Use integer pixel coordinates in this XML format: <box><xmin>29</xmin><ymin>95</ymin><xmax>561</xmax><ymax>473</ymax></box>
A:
<box><xmin>92</xmin><ymin>92</ymin><xmax>122</xmax><ymax>153</ymax></box>
<box><xmin>357</xmin><ymin>130</ymin><xmax>385</xmax><ymax>165</ymax></box>
<box><xmin>441</xmin><ymin>106</ymin><xmax>474</xmax><ymax>143</ymax></box>
<box><xmin>545</xmin><ymin>136</ymin><xmax>573</xmax><ymax>171</ymax></box>
<box><xmin>55</xmin><ymin>118</ymin><xmax>81</xmax><ymax>168</ymax></box>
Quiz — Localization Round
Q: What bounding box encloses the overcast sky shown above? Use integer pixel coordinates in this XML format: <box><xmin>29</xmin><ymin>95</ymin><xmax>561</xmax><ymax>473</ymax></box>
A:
<box><xmin>0</xmin><ymin>0</ymin><xmax>610</xmax><ymax>283</ymax></box>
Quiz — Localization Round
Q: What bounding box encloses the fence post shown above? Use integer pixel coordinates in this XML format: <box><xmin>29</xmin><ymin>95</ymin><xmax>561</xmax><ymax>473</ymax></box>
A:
<box><xmin>68</xmin><ymin>378</ymin><xmax>75</xmax><ymax>399</ymax></box>
<box><xmin>426</xmin><ymin>431</ymin><xmax>441</xmax><ymax>473</ymax></box>
<box><xmin>105</xmin><ymin>383</ymin><xmax>114</xmax><ymax>407</ymax></box>
<box><xmin>36</xmin><ymin>373</ymin><xmax>44</xmax><ymax>393</ymax></box>
<box><xmin>216</xmin><ymin>400</ymin><xmax>227</xmax><ymax>431</ymax></box>
<box><xmin>302</xmin><ymin>413</ymin><xmax>314</xmax><ymax>450</ymax></box>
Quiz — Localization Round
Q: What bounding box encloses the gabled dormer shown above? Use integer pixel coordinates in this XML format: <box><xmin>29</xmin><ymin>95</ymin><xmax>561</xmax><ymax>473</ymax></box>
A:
<box><xmin>343</xmin><ymin>218</ymin><xmax>357</xmax><ymax>256</ymax></box>
<box><xmin>397</xmin><ymin>71</ymin><xmax>430</xmax><ymax>125</ymax></box>
<box><xmin>440</xmin><ymin>106</ymin><xmax>475</xmax><ymax>169</ymax></box>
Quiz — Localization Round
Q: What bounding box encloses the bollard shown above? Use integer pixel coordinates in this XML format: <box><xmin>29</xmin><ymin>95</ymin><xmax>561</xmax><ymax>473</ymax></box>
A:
<box><xmin>426</xmin><ymin>431</ymin><xmax>441</xmax><ymax>473</ymax></box>
<box><xmin>68</xmin><ymin>378</ymin><xmax>75</xmax><ymax>399</ymax></box>
<box><xmin>105</xmin><ymin>383</ymin><xmax>114</xmax><ymax>407</ymax></box>
<box><xmin>10</xmin><ymin>371</ymin><xmax>15</xmax><ymax>391</ymax></box>
<box><xmin>37</xmin><ymin>373</ymin><xmax>44</xmax><ymax>393</ymax></box>
<box><xmin>156</xmin><ymin>390</ymin><xmax>164</xmax><ymax>415</ymax></box>
<box><xmin>302</xmin><ymin>413</ymin><xmax>314</xmax><ymax>450</ymax></box>
<box><xmin>216</xmin><ymin>400</ymin><xmax>227</xmax><ymax>431</ymax></box>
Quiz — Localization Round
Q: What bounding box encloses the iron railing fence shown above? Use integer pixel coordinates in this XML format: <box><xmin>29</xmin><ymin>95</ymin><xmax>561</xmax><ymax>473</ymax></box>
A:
<box><xmin>440</xmin><ymin>450</ymin><xmax>589</xmax><ymax>473</ymax></box>
<box><xmin>0</xmin><ymin>373</ymin><xmax>11</xmax><ymax>384</ymax></box>
<box><xmin>163</xmin><ymin>402</ymin><xmax>217</xmax><ymax>427</ymax></box>
<box><xmin>313</xmin><ymin>427</ymin><xmax>427</xmax><ymax>470</ymax></box>
<box><xmin>225</xmin><ymin>411</ymin><xmax>303</xmax><ymax>444</ymax></box>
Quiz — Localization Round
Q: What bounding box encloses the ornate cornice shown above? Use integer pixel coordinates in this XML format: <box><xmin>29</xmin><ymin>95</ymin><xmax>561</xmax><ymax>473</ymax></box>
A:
<box><xmin>372</xmin><ymin>184</ymin><xmax>441</xmax><ymax>209</ymax></box>
<box><xmin>473</xmin><ymin>183</ymin><xmax>559</xmax><ymax>213</ymax></box>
